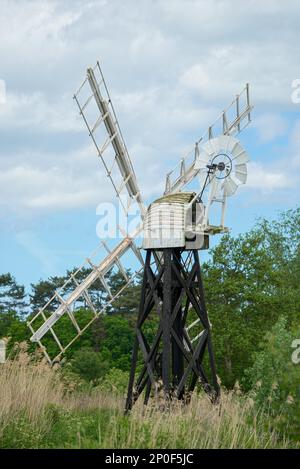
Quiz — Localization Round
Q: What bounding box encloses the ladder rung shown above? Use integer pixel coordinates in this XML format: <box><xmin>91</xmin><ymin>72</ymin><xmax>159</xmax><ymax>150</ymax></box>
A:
<box><xmin>190</xmin><ymin>330</ymin><xmax>205</xmax><ymax>344</ymax></box>
<box><xmin>131</xmin><ymin>242</ymin><xmax>144</xmax><ymax>266</ymax></box>
<box><xmin>186</xmin><ymin>318</ymin><xmax>201</xmax><ymax>331</ymax></box>
<box><xmin>82</xmin><ymin>289</ymin><xmax>98</xmax><ymax>316</ymax></box>
<box><xmin>165</xmin><ymin>174</ymin><xmax>171</xmax><ymax>194</ymax></box>
<box><xmin>55</xmin><ymin>291</ymin><xmax>66</xmax><ymax>305</ymax></box>
<box><xmin>40</xmin><ymin>307</ymin><xmax>65</xmax><ymax>351</ymax></box>
<box><xmin>49</xmin><ymin>325</ymin><xmax>64</xmax><ymax>352</ymax></box>
<box><xmin>81</xmin><ymin>92</ymin><xmax>94</xmax><ymax>112</ymax></box>
<box><xmin>67</xmin><ymin>309</ymin><xmax>81</xmax><ymax>334</ymax></box>
<box><xmin>101</xmin><ymin>241</ymin><xmax>128</xmax><ymax>282</ymax></box>
<box><xmin>70</xmin><ymin>272</ymin><xmax>98</xmax><ymax>316</ymax></box>
<box><xmin>91</xmin><ymin>111</ymin><xmax>109</xmax><ymax>134</ymax></box>
<box><xmin>74</xmin><ymin>77</ymin><xmax>88</xmax><ymax>98</ymax></box>
<box><xmin>86</xmin><ymin>258</ymin><xmax>113</xmax><ymax>298</ymax></box>
<box><xmin>99</xmin><ymin>132</ymin><xmax>117</xmax><ymax>155</ymax></box>
<box><xmin>223</xmin><ymin>111</ymin><xmax>228</xmax><ymax>133</ymax></box>
<box><xmin>180</xmin><ymin>159</ymin><xmax>185</xmax><ymax>177</ymax></box>
<box><xmin>117</xmin><ymin>173</ymin><xmax>133</xmax><ymax>196</ymax></box>
<box><xmin>71</xmin><ymin>272</ymin><xmax>100</xmax><ymax>316</ymax></box>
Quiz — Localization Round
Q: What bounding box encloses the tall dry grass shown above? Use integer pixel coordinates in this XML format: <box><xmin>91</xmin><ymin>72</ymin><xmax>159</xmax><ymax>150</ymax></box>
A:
<box><xmin>0</xmin><ymin>346</ymin><xmax>290</xmax><ymax>448</ymax></box>
<box><xmin>0</xmin><ymin>345</ymin><xmax>62</xmax><ymax>420</ymax></box>
<box><xmin>0</xmin><ymin>345</ymin><xmax>120</xmax><ymax>432</ymax></box>
<box><xmin>98</xmin><ymin>391</ymin><xmax>286</xmax><ymax>449</ymax></box>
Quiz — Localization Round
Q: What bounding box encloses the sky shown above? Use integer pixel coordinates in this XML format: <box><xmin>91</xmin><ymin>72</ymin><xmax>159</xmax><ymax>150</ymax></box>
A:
<box><xmin>0</xmin><ymin>0</ymin><xmax>299</xmax><ymax>293</ymax></box>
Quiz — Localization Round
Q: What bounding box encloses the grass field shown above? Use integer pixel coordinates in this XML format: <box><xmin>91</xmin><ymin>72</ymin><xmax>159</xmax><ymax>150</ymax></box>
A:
<box><xmin>0</xmin><ymin>349</ymin><xmax>295</xmax><ymax>449</ymax></box>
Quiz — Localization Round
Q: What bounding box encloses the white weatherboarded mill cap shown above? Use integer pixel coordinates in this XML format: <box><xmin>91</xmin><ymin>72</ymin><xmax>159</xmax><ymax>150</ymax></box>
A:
<box><xmin>142</xmin><ymin>192</ymin><xmax>208</xmax><ymax>250</ymax></box>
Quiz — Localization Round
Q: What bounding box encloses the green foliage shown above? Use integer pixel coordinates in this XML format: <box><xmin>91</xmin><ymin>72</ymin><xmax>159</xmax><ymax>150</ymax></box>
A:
<box><xmin>107</xmin><ymin>270</ymin><xmax>141</xmax><ymax>315</ymax></box>
<box><xmin>97</xmin><ymin>368</ymin><xmax>129</xmax><ymax>394</ymax></box>
<box><xmin>30</xmin><ymin>276</ymin><xmax>66</xmax><ymax>312</ymax></box>
<box><xmin>0</xmin><ymin>310</ymin><xmax>30</xmax><ymax>354</ymax></box>
<box><xmin>66</xmin><ymin>267</ymin><xmax>106</xmax><ymax>310</ymax></box>
<box><xmin>30</xmin><ymin>308</ymin><xmax>95</xmax><ymax>360</ymax></box>
<box><xmin>202</xmin><ymin>207</ymin><xmax>300</xmax><ymax>387</ymax></box>
<box><xmin>70</xmin><ymin>347</ymin><xmax>109</xmax><ymax>383</ymax></box>
<box><xmin>92</xmin><ymin>315</ymin><xmax>135</xmax><ymax>371</ymax></box>
<box><xmin>0</xmin><ymin>396</ymin><xmax>292</xmax><ymax>449</ymax></box>
<box><xmin>243</xmin><ymin>317</ymin><xmax>300</xmax><ymax>441</ymax></box>
<box><xmin>29</xmin><ymin>267</ymin><xmax>107</xmax><ymax>315</ymax></box>
<box><xmin>0</xmin><ymin>412</ymin><xmax>46</xmax><ymax>448</ymax></box>
<box><xmin>0</xmin><ymin>273</ymin><xmax>27</xmax><ymax>315</ymax></box>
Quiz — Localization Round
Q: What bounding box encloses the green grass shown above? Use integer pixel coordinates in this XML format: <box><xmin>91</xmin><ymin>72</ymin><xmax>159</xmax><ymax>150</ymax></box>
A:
<box><xmin>0</xmin><ymin>395</ymin><xmax>294</xmax><ymax>449</ymax></box>
<box><xmin>0</xmin><ymin>404</ymin><xmax>288</xmax><ymax>449</ymax></box>
<box><xmin>0</xmin><ymin>348</ymin><xmax>297</xmax><ymax>449</ymax></box>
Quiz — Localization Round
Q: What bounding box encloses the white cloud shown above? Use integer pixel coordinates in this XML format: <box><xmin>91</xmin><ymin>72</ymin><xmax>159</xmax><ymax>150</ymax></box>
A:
<box><xmin>180</xmin><ymin>64</ymin><xmax>210</xmax><ymax>91</ymax></box>
<box><xmin>243</xmin><ymin>117</ymin><xmax>300</xmax><ymax>196</ymax></box>
<box><xmin>253</xmin><ymin>113</ymin><xmax>288</xmax><ymax>143</ymax></box>
<box><xmin>0</xmin><ymin>145</ymin><xmax>112</xmax><ymax>213</ymax></box>
<box><xmin>0</xmin><ymin>91</ymin><xmax>81</xmax><ymax>132</ymax></box>
<box><xmin>246</xmin><ymin>161</ymin><xmax>292</xmax><ymax>193</ymax></box>
<box><xmin>0</xmin><ymin>0</ymin><xmax>299</xmax><ymax>222</ymax></box>
<box><xmin>0</xmin><ymin>143</ymin><xmax>165</xmax><ymax>214</ymax></box>
<box><xmin>0</xmin><ymin>164</ymin><xmax>100</xmax><ymax>210</ymax></box>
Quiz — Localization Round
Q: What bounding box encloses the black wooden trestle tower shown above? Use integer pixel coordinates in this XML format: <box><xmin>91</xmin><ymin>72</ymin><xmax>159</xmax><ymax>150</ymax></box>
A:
<box><xmin>125</xmin><ymin>248</ymin><xmax>220</xmax><ymax>411</ymax></box>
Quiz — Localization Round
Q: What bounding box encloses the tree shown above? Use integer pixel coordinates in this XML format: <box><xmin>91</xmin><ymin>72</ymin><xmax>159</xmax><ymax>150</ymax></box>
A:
<box><xmin>243</xmin><ymin>317</ymin><xmax>300</xmax><ymax>441</ymax></box>
<box><xmin>65</xmin><ymin>266</ymin><xmax>107</xmax><ymax>310</ymax></box>
<box><xmin>30</xmin><ymin>275</ymin><xmax>66</xmax><ymax>313</ymax></box>
<box><xmin>70</xmin><ymin>347</ymin><xmax>109</xmax><ymax>382</ymax></box>
<box><xmin>98</xmin><ymin>368</ymin><xmax>129</xmax><ymax>394</ymax></box>
<box><xmin>0</xmin><ymin>273</ymin><xmax>27</xmax><ymax>315</ymax></box>
<box><xmin>0</xmin><ymin>310</ymin><xmax>30</xmax><ymax>355</ymax></box>
<box><xmin>106</xmin><ymin>270</ymin><xmax>141</xmax><ymax>316</ymax></box>
<box><xmin>202</xmin><ymin>207</ymin><xmax>300</xmax><ymax>387</ymax></box>
<box><xmin>91</xmin><ymin>315</ymin><xmax>137</xmax><ymax>371</ymax></box>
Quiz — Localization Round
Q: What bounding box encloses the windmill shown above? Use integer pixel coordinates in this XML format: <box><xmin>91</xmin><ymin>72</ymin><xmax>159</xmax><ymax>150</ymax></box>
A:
<box><xmin>28</xmin><ymin>62</ymin><xmax>252</xmax><ymax>410</ymax></box>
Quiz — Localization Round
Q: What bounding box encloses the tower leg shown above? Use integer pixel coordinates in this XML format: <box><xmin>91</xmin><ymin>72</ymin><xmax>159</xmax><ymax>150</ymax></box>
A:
<box><xmin>162</xmin><ymin>249</ymin><xmax>171</xmax><ymax>396</ymax></box>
